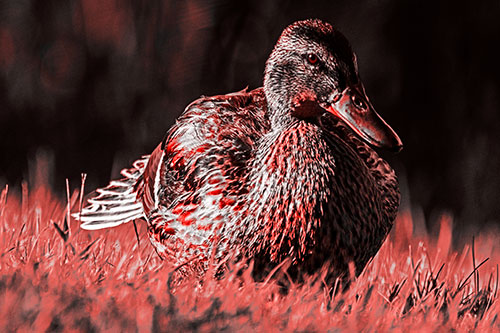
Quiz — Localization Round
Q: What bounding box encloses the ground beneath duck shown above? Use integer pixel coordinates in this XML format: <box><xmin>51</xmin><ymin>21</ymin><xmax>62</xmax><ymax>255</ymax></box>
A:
<box><xmin>0</xmin><ymin>184</ymin><xmax>498</xmax><ymax>331</ymax></box>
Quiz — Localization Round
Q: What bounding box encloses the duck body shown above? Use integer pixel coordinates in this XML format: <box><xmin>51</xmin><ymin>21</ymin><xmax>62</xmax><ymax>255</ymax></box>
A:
<box><xmin>77</xmin><ymin>19</ymin><xmax>402</xmax><ymax>283</ymax></box>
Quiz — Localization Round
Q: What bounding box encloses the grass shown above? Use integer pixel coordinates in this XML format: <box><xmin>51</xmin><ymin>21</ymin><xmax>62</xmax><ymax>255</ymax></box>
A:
<box><xmin>0</xmin><ymin>182</ymin><xmax>498</xmax><ymax>332</ymax></box>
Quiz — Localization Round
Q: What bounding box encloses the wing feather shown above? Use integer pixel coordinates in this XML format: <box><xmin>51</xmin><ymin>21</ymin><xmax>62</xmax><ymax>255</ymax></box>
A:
<box><xmin>73</xmin><ymin>155</ymin><xmax>149</xmax><ymax>230</ymax></box>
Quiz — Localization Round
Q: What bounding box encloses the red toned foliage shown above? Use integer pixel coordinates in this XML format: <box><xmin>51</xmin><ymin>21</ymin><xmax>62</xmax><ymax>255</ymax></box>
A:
<box><xmin>0</xmin><ymin>183</ymin><xmax>498</xmax><ymax>331</ymax></box>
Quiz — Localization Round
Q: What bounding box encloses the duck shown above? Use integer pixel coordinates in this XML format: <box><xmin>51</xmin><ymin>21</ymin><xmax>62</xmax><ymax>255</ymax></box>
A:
<box><xmin>75</xmin><ymin>19</ymin><xmax>403</xmax><ymax>285</ymax></box>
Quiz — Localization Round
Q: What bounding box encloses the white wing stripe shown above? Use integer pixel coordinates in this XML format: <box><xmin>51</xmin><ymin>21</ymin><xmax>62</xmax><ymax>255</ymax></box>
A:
<box><xmin>79</xmin><ymin>207</ymin><xmax>143</xmax><ymax>224</ymax></box>
<box><xmin>75</xmin><ymin>155</ymin><xmax>150</xmax><ymax>230</ymax></box>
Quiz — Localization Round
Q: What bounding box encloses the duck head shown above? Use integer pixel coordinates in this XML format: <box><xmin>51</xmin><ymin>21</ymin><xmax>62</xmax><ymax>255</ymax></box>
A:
<box><xmin>264</xmin><ymin>19</ymin><xmax>403</xmax><ymax>152</ymax></box>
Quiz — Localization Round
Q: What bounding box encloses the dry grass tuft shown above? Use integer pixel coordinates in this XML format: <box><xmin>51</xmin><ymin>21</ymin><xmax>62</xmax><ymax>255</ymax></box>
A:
<box><xmin>0</xmin><ymin>183</ymin><xmax>498</xmax><ymax>331</ymax></box>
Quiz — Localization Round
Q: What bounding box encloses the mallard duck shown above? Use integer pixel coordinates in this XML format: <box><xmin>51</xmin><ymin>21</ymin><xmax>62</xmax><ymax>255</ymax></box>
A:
<box><xmin>75</xmin><ymin>19</ymin><xmax>402</xmax><ymax>284</ymax></box>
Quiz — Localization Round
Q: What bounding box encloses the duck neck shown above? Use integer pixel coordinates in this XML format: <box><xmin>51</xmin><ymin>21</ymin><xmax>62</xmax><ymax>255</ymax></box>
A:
<box><xmin>246</xmin><ymin>120</ymin><xmax>335</xmax><ymax>262</ymax></box>
<box><xmin>264</xmin><ymin>61</ymin><xmax>297</xmax><ymax>128</ymax></box>
<box><xmin>267</xmin><ymin>98</ymin><xmax>296</xmax><ymax>129</ymax></box>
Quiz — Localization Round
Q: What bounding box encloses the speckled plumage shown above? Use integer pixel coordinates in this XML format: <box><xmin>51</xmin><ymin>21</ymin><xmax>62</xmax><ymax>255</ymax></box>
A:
<box><xmin>76</xmin><ymin>19</ymin><xmax>402</xmax><ymax>284</ymax></box>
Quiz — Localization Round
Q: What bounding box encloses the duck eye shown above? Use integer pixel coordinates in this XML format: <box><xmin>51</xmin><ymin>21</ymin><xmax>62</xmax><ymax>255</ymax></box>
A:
<box><xmin>307</xmin><ymin>54</ymin><xmax>318</xmax><ymax>65</ymax></box>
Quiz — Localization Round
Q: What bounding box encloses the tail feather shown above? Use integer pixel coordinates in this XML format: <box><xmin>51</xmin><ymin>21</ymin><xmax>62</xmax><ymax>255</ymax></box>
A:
<box><xmin>73</xmin><ymin>156</ymin><xmax>149</xmax><ymax>230</ymax></box>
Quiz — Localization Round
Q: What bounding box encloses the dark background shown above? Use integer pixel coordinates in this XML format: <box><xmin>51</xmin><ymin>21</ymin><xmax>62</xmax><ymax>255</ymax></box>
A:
<box><xmin>1</xmin><ymin>0</ymin><xmax>499</xmax><ymax>236</ymax></box>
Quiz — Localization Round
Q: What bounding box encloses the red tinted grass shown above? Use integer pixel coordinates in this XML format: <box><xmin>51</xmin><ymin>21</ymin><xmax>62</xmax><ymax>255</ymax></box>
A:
<box><xmin>0</xmin><ymin>184</ymin><xmax>498</xmax><ymax>331</ymax></box>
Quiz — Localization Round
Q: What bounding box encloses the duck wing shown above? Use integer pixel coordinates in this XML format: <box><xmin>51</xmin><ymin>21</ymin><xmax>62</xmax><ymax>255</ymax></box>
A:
<box><xmin>138</xmin><ymin>88</ymin><xmax>270</xmax><ymax>242</ymax></box>
<box><xmin>75</xmin><ymin>88</ymin><xmax>269</xmax><ymax>234</ymax></box>
<box><xmin>74</xmin><ymin>156</ymin><xmax>148</xmax><ymax>230</ymax></box>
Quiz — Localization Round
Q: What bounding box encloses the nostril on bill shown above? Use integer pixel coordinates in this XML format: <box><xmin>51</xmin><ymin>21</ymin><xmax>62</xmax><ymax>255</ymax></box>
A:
<box><xmin>351</xmin><ymin>94</ymin><xmax>366</xmax><ymax>110</ymax></box>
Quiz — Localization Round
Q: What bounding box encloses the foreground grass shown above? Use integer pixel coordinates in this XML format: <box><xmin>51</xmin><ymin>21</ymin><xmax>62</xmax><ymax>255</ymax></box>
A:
<box><xmin>0</xmin><ymin>184</ymin><xmax>498</xmax><ymax>331</ymax></box>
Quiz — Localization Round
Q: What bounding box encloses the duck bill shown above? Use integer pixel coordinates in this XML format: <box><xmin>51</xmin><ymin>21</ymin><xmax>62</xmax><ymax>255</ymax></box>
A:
<box><xmin>325</xmin><ymin>84</ymin><xmax>403</xmax><ymax>152</ymax></box>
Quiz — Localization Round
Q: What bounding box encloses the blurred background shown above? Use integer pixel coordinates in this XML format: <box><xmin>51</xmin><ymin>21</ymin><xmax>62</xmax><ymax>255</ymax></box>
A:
<box><xmin>0</xmin><ymin>0</ymin><xmax>499</xmax><ymax>237</ymax></box>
